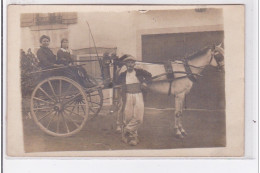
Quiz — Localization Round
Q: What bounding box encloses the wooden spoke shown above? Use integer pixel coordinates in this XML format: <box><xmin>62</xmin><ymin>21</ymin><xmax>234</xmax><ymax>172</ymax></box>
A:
<box><xmin>61</xmin><ymin>93</ymin><xmax>81</xmax><ymax>107</ymax></box>
<box><xmin>68</xmin><ymin>104</ymin><xmax>77</xmax><ymax>116</ymax></box>
<box><xmin>59</xmin><ymin>80</ymin><xmax>62</xmax><ymax>97</ymax></box>
<box><xmin>33</xmin><ymin>97</ymin><xmax>52</xmax><ymax>105</ymax></box>
<box><xmin>89</xmin><ymin>108</ymin><xmax>95</xmax><ymax>113</ymax></box>
<box><xmin>80</xmin><ymin>105</ymin><xmax>86</xmax><ymax>115</ymax></box>
<box><xmin>63</xmin><ymin>110</ymin><xmax>80</xmax><ymax>128</ymax></box>
<box><xmin>57</xmin><ymin>112</ymin><xmax>60</xmax><ymax>133</ymax></box>
<box><xmin>48</xmin><ymin>80</ymin><xmax>57</xmax><ymax>100</ymax></box>
<box><xmin>39</xmin><ymin>87</ymin><xmax>55</xmax><ymax>102</ymax></box>
<box><xmin>33</xmin><ymin>107</ymin><xmax>54</xmax><ymax>111</ymax></box>
<box><xmin>61</xmin><ymin>112</ymin><xmax>70</xmax><ymax>133</ymax></box>
<box><xmin>34</xmin><ymin>110</ymin><xmax>39</xmax><ymax>115</ymax></box>
<box><xmin>64</xmin><ymin>108</ymin><xmax>85</xmax><ymax>119</ymax></box>
<box><xmin>88</xmin><ymin>95</ymin><xmax>92</xmax><ymax>102</ymax></box>
<box><xmin>88</xmin><ymin>101</ymin><xmax>102</xmax><ymax>106</ymax></box>
<box><xmin>46</xmin><ymin>111</ymin><xmax>57</xmax><ymax>129</ymax></box>
<box><xmin>38</xmin><ymin>110</ymin><xmax>55</xmax><ymax>121</ymax></box>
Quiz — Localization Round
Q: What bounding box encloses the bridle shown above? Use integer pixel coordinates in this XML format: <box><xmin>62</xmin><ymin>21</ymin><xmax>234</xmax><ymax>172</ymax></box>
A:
<box><xmin>209</xmin><ymin>47</ymin><xmax>224</xmax><ymax>70</ymax></box>
<box><xmin>185</xmin><ymin>47</ymin><xmax>224</xmax><ymax>71</ymax></box>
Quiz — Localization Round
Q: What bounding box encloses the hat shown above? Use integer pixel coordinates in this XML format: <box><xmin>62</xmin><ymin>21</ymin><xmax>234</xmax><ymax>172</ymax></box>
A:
<box><xmin>39</xmin><ymin>35</ymin><xmax>50</xmax><ymax>43</ymax></box>
<box><xmin>119</xmin><ymin>54</ymin><xmax>136</xmax><ymax>62</ymax></box>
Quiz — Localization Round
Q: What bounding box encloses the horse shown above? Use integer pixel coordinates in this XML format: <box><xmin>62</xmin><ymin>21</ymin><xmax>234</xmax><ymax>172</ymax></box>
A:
<box><xmin>112</xmin><ymin>44</ymin><xmax>225</xmax><ymax>139</ymax></box>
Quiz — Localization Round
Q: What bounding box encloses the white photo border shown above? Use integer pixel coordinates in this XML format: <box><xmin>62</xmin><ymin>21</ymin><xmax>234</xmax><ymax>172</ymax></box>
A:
<box><xmin>2</xmin><ymin>0</ymin><xmax>258</xmax><ymax>172</ymax></box>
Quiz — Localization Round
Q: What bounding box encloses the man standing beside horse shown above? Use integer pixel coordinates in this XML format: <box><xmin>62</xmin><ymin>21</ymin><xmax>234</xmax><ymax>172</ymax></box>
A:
<box><xmin>117</xmin><ymin>55</ymin><xmax>152</xmax><ymax>146</ymax></box>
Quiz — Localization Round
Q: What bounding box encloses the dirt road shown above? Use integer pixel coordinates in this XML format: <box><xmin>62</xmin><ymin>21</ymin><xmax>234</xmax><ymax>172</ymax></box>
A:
<box><xmin>22</xmin><ymin>106</ymin><xmax>225</xmax><ymax>153</ymax></box>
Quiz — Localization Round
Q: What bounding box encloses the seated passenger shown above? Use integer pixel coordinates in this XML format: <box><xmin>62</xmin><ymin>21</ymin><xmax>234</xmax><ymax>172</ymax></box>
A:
<box><xmin>57</xmin><ymin>38</ymin><xmax>74</xmax><ymax>66</ymax></box>
<box><xmin>57</xmin><ymin>38</ymin><xmax>96</xmax><ymax>88</ymax></box>
<box><xmin>37</xmin><ymin>35</ymin><xmax>59</xmax><ymax>69</ymax></box>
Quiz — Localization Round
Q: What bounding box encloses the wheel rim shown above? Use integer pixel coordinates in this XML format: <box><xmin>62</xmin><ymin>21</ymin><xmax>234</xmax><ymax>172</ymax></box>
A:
<box><xmin>31</xmin><ymin>76</ymin><xmax>89</xmax><ymax>137</ymax></box>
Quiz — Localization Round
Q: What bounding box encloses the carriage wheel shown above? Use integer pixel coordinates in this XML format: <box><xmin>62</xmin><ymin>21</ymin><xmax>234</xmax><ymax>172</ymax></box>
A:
<box><xmin>84</xmin><ymin>74</ymin><xmax>103</xmax><ymax>119</ymax></box>
<box><xmin>86</xmin><ymin>88</ymin><xmax>103</xmax><ymax>120</ymax></box>
<box><xmin>30</xmin><ymin>76</ymin><xmax>89</xmax><ymax>137</ymax></box>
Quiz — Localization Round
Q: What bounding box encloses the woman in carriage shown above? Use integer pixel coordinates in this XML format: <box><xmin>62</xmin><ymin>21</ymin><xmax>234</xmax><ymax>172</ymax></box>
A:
<box><xmin>37</xmin><ymin>35</ymin><xmax>59</xmax><ymax>69</ymax></box>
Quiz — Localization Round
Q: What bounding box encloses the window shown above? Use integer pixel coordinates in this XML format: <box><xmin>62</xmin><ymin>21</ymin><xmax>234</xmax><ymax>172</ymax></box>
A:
<box><xmin>20</xmin><ymin>12</ymin><xmax>77</xmax><ymax>27</ymax></box>
<box><xmin>35</xmin><ymin>13</ymin><xmax>62</xmax><ymax>25</ymax></box>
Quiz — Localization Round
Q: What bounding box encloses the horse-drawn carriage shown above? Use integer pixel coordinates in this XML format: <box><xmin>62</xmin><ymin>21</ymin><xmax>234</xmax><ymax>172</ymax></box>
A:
<box><xmin>24</xmin><ymin>50</ymin><xmax>118</xmax><ymax>137</ymax></box>
<box><xmin>23</xmin><ymin>43</ymin><xmax>224</xmax><ymax>138</ymax></box>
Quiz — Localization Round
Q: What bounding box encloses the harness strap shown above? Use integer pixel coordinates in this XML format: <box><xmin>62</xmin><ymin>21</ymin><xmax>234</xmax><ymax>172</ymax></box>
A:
<box><xmin>183</xmin><ymin>59</ymin><xmax>197</xmax><ymax>83</ymax></box>
<box><xmin>168</xmin><ymin>81</ymin><xmax>173</xmax><ymax>96</ymax></box>
<box><xmin>164</xmin><ymin>61</ymin><xmax>175</xmax><ymax>96</ymax></box>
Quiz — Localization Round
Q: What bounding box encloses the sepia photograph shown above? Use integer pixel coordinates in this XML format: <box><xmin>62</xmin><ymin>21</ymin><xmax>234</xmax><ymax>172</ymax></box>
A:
<box><xmin>7</xmin><ymin>5</ymin><xmax>244</xmax><ymax>156</ymax></box>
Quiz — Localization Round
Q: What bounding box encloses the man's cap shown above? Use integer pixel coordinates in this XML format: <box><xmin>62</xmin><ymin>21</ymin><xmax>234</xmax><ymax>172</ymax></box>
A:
<box><xmin>119</xmin><ymin>54</ymin><xmax>136</xmax><ymax>62</ymax></box>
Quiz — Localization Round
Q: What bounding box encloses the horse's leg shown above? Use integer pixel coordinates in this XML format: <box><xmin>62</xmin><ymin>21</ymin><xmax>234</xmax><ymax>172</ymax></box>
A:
<box><xmin>113</xmin><ymin>88</ymin><xmax>123</xmax><ymax>133</ymax></box>
<box><xmin>114</xmin><ymin>90</ymin><xmax>125</xmax><ymax>133</ymax></box>
<box><xmin>175</xmin><ymin>92</ymin><xmax>187</xmax><ymax>137</ymax></box>
<box><xmin>174</xmin><ymin>92</ymin><xmax>186</xmax><ymax>138</ymax></box>
<box><xmin>116</xmin><ymin>98</ymin><xmax>123</xmax><ymax>133</ymax></box>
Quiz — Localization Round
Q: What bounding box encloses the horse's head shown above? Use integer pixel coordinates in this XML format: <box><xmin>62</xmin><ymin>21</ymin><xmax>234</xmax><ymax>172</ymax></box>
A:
<box><xmin>210</xmin><ymin>43</ymin><xmax>225</xmax><ymax>71</ymax></box>
<box><xmin>102</xmin><ymin>52</ymin><xmax>114</xmax><ymax>66</ymax></box>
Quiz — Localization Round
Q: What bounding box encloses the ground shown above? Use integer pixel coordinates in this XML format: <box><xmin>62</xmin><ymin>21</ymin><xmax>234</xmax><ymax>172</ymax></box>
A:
<box><xmin>22</xmin><ymin>97</ymin><xmax>226</xmax><ymax>153</ymax></box>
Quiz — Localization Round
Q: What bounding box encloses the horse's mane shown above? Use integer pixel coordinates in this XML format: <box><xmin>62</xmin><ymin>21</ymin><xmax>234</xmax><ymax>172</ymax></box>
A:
<box><xmin>186</xmin><ymin>46</ymin><xmax>211</xmax><ymax>60</ymax></box>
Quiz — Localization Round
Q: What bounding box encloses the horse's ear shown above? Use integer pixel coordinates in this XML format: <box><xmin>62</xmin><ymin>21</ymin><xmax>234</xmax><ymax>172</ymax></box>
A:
<box><xmin>217</xmin><ymin>43</ymin><xmax>222</xmax><ymax>48</ymax></box>
<box><xmin>215</xmin><ymin>44</ymin><xmax>225</xmax><ymax>55</ymax></box>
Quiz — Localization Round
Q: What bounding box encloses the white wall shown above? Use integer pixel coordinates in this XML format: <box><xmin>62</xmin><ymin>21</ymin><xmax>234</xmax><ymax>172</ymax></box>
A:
<box><xmin>68</xmin><ymin>12</ymin><xmax>136</xmax><ymax>56</ymax></box>
<box><xmin>21</xmin><ymin>8</ymin><xmax>223</xmax><ymax>58</ymax></box>
<box><xmin>134</xmin><ymin>8</ymin><xmax>223</xmax><ymax>30</ymax></box>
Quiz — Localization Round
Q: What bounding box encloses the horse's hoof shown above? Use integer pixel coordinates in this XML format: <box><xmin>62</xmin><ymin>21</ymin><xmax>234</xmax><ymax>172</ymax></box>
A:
<box><xmin>181</xmin><ymin>131</ymin><xmax>187</xmax><ymax>136</ymax></box>
<box><xmin>175</xmin><ymin>134</ymin><xmax>184</xmax><ymax>139</ymax></box>
<box><xmin>115</xmin><ymin>126</ymin><xmax>122</xmax><ymax>133</ymax></box>
<box><xmin>128</xmin><ymin>139</ymin><xmax>138</xmax><ymax>146</ymax></box>
<box><xmin>121</xmin><ymin>138</ymin><xmax>128</xmax><ymax>144</ymax></box>
<box><xmin>121</xmin><ymin>135</ymin><xmax>128</xmax><ymax>144</ymax></box>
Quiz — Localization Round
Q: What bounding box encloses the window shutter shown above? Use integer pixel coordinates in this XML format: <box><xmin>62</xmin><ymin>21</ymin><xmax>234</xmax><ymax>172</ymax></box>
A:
<box><xmin>61</xmin><ymin>12</ymin><xmax>77</xmax><ymax>24</ymax></box>
<box><xmin>20</xmin><ymin>13</ymin><xmax>35</xmax><ymax>27</ymax></box>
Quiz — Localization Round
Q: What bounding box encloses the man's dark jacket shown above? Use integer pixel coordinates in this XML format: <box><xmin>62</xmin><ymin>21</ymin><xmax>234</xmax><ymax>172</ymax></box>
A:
<box><xmin>117</xmin><ymin>68</ymin><xmax>152</xmax><ymax>85</ymax></box>
<box><xmin>116</xmin><ymin>68</ymin><xmax>152</xmax><ymax>110</ymax></box>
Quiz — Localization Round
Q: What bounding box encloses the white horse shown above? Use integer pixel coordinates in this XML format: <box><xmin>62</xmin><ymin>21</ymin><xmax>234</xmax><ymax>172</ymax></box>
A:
<box><xmin>114</xmin><ymin>44</ymin><xmax>224</xmax><ymax>139</ymax></box>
